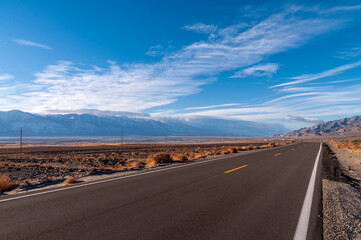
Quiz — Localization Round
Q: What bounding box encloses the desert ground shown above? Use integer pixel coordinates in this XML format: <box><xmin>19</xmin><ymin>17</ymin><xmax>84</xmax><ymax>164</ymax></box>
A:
<box><xmin>0</xmin><ymin>140</ymin><xmax>293</xmax><ymax>194</ymax></box>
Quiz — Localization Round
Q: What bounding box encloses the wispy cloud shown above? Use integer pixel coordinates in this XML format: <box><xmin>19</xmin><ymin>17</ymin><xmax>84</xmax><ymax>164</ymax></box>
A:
<box><xmin>182</xmin><ymin>23</ymin><xmax>217</xmax><ymax>34</ymax></box>
<box><xmin>145</xmin><ymin>44</ymin><xmax>174</xmax><ymax>57</ymax></box>
<box><xmin>171</xmin><ymin>83</ymin><xmax>361</xmax><ymax>123</ymax></box>
<box><xmin>284</xmin><ymin>115</ymin><xmax>321</xmax><ymax>123</ymax></box>
<box><xmin>1</xmin><ymin>4</ymin><xmax>357</xmax><ymax>124</ymax></box>
<box><xmin>230</xmin><ymin>63</ymin><xmax>279</xmax><ymax>78</ymax></box>
<box><xmin>335</xmin><ymin>47</ymin><xmax>361</xmax><ymax>59</ymax></box>
<box><xmin>13</xmin><ymin>39</ymin><xmax>53</xmax><ymax>50</ymax></box>
<box><xmin>327</xmin><ymin>4</ymin><xmax>361</xmax><ymax>12</ymax></box>
<box><xmin>184</xmin><ymin>103</ymin><xmax>239</xmax><ymax>110</ymax></box>
<box><xmin>272</xmin><ymin>60</ymin><xmax>361</xmax><ymax>88</ymax></box>
<box><xmin>0</xmin><ymin>74</ymin><xmax>14</xmax><ymax>81</ymax></box>
<box><xmin>17</xmin><ymin>60</ymin><xmax>207</xmax><ymax>113</ymax></box>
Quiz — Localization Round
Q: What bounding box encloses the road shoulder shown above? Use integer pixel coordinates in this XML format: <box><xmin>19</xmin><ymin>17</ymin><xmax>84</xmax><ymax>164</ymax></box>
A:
<box><xmin>322</xmin><ymin>143</ymin><xmax>361</xmax><ymax>240</ymax></box>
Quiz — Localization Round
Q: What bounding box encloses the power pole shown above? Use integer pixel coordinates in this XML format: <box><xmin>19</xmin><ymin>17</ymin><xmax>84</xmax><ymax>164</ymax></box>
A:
<box><xmin>199</xmin><ymin>135</ymin><xmax>202</xmax><ymax>144</ymax></box>
<box><xmin>165</xmin><ymin>133</ymin><xmax>168</xmax><ymax>146</ymax></box>
<box><xmin>20</xmin><ymin>128</ymin><xmax>22</xmax><ymax>153</ymax></box>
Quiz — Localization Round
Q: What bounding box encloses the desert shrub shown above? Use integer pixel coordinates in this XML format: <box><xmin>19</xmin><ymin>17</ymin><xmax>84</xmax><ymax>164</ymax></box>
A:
<box><xmin>194</xmin><ymin>153</ymin><xmax>205</xmax><ymax>159</ymax></box>
<box><xmin>241</xmin><ymin>146</ymin><xmax>252</xmax><ymax>151</ymax></box>
<box><xmin>126</xmin><ymin>160</ymin><xmax>144</xmax><ymax>169</ymax></box>
<box><xmin>146</xmin><ymin>153</ymin><xmax>172</xmax><ymax>167</ymax></box>
<box><xmin>221</xmin><ymin>150</ymin><xmax>229</xmax><ymax>155</ymax></box>
<box><xmin>63</xmin><ymin>176</ymin><xmax>76</xmax><ymax>185</ymax></box>
<box><xmin>269</xmin><ymin>143</ymin><xmax>276</xmax><ymax>148</ymax></box>
<box><xmin>173</xmin><ymin>154</ymin><xmax>188</xmax><ymax>161</ymax></box>
<box><xmin>228</xmin><ymin>147</ymin><xmax>237</xmax><ymax>153</ymax></box>
<box><xmin>333</xmin><ymin>140</ymin><xmax>361</xmax><ymax>153</ymax></box>
<box><xmin>0</xmin><ymin>174</ymin><xmax>17</xmax><ymax>192</ymax></box>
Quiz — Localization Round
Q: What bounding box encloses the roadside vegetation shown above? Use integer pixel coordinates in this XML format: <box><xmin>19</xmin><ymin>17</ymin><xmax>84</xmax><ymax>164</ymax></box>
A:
<box><xmin>331</xmin><ymin>139</ymin><xmax>361</xmax><ymax>153</ymax></box>
<box><xmin>0</xmin><ymin>174</ymin><xmax>17</xmax><ymax>193</ymax></box>
<box><xmin>0</xmin><ymin>141</ymin><xmax>294</xmax><ymax>193</ymax></box>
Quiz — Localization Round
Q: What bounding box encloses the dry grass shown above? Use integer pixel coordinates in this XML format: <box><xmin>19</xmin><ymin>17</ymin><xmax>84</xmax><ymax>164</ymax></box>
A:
<box><xmin>0</xmin><ymin>141</ymin><xmax>295</xmax><ymax>189</ymax></box>
<box><xmin>0</xmin><ymin>174</ymin><xmax>17</xmax><ymax>192</ymax></box>
<box><xmin>228</xmin><ymin>147</ymin><xmax>237</xmax><ymax>153</ymax></box>
<box><xmin>146</xmin><ymin>152</ymin><xmax>173</xmax><ymax>167</ymax></box>
<box><xmin>332</xmin><ymin>140</ymin><xmax>361</xmax><ymax>153</ymax></box>
<box><xmin>173</xmin><ymin>154</ymin><xmax>188</xmax><ymax>161</ymax></box>
<box><xmin>194</xmin><ymin>153</ymin><xmax>206</xmax><ymax>159</ymax></box>
<box><xmin>63</xmin><ymin>176</ymin><xmax>76</xmax><ymax>185</ymax></box>
<box><xmin>126</xmin><ymin>159</ymin><xmax>144</xmax><ymax>169</ymax></box>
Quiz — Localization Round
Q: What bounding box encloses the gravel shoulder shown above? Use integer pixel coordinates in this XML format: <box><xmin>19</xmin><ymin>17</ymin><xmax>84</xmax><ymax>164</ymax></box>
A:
<box><xmin>322</xmin><ymin>143</ymin><xmax>361</xmax><ymax>240</ymax></box>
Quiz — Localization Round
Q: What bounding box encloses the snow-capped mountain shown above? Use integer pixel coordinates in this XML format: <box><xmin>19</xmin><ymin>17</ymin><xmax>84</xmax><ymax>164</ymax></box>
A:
<box><xmin>0</xmin><ymin>110</ymin><xmax>288</xmax><ymax>137</ymax></box>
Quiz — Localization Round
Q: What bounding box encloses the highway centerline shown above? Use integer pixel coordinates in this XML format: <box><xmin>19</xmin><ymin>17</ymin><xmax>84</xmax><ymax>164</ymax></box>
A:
<box><xmin>224</xmin><ymin>165</ymin><xmax>248</xmax><ymax>173</ymax></box>
<box><xmin>274</xmin><ymin>153</ymin><xmax>282</xmax><ymax>156</ymax></box>
<box><xmin>0</xmin><ymin>143</ymin><xmax>298</xmax><ymax>203</ymax></box>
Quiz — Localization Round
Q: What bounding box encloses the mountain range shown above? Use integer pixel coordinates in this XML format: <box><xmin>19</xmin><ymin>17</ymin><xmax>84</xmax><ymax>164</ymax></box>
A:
<box><xmin>279</xmin><ymin>115</ymin><xmax>361</xmax><ymax>138</ymax></box>
<box><xmin>0</xmin><ymin>110</ymin><xmax>288</xmax><ymax>137</ymax></box>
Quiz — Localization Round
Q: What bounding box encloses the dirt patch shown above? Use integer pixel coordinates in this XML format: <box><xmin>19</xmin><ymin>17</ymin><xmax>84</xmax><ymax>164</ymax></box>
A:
<box><xmin>322</xmin><ymin>143</ymin><xmax>361</xmax><ymax>240</ymax></box>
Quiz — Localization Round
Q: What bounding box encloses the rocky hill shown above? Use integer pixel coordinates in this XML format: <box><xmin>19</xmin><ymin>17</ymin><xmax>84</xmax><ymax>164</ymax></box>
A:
<box><xmin>280</xmin><ymin>115</ymin><xmax>361</xmax><ymax>138</ymax></box>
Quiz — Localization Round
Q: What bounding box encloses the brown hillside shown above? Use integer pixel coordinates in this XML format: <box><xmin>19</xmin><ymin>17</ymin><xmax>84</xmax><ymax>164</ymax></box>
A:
<box><xmin>281</xmin><ymin>115</ymin><xmax>361</xmax><ymax>138</ymax></box>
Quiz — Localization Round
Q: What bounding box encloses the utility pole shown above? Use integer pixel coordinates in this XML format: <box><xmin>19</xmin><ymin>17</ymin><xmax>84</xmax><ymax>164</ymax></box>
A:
<box><xmin>199</xmin><ymin>135</ymin><xmax>202</xmax><ymax>144</ymax></box>
<box><xmin>20</xmin><ymin>128</ymin><xmax>22</xmax><ymax>153</ymax></box>
<box><xmin>165</xmin><ymin>133</ymin><xmax>168</xmax><ymax>146</ymax></box>
<box><xmin>121</xmin><ymin>131</ymin><xmax>124</xmax><ymax>147</ymax></box>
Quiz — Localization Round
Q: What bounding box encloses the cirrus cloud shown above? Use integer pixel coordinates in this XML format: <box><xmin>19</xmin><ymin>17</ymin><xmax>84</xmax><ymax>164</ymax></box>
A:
<box><xmin>13</xmin><ymin>39</ymin><xmax>53</xmax><ymax>50</ymax></box>
<box><xmin>0</xmin><ymin>4</ymin><xmax>353</xmax><ymax>119</ymax></box>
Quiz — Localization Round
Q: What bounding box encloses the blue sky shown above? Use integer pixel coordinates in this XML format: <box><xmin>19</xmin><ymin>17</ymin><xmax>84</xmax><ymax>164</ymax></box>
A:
<box><xmin>1</xmin><ymin>0</ymin><xmax>361</xmax><ymax>129</ymax></box>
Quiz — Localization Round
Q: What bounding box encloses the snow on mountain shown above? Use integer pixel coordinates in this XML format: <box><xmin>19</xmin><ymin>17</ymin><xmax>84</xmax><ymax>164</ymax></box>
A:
<box><xmin>0</xmin><ymin>110</ymin><xmax>288</xmax><ymax>137</ymax></box>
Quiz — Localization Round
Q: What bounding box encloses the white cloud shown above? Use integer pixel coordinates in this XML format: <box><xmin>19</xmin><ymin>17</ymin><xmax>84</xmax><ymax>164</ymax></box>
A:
<box><xmin>184</xmin><ymin>103</ymin><xmax>239</xmax><ymax>110</ymax></box>
<box><xmin>45</xmin><ymin>109</ymin><xmax>150</xmax><ymax>117</ymax></box>
<box><xmin>230</xmin><ymin>63</ymin><xmax>279</xmax><ymax>78</ymax></box>
<box><xmin>272</xmin><ymin>60</ymin><xmax>361</xmax><ymax>88</ymax></box>
<box><xmin>13</xmin><ymin>39</ymin><xmax>53</xmax><ymax>50</ymax></box>
<box><xmin>182</xmin><ymin>23</ymin><xmax>217</xmax><ymax>34</ymax></box>
<box><xmin>327</xmin><ymin>4</ymin><xmax>361</xmax><ymax>12</ymax></box>
<box><xmin>284</xmin><ymin>115</ymin><xmax>321</xmax><ymax>123</ymax></box>
<box><xmin>20</xmin><ymin>61</ymin><xmax>207</xmax><ymax>113</ymax></box>
<box><xmin>0</xmin><ymin>4</ymin><xmax>349</xmax><ymax>118</ymax></box>
<box><xmin>0</xmin><ymin>74</ymin><xmax>14</xmax><ymax>81</ymax></box>
<box><xmin>335</xmin><ymin>47</ymin><xmax>361</xmax><ymax>59</ymax></box>
<box><xmin>145</xmin><ymin>44</ymin><xmax>164</xmax><ymax>56</ymax></box>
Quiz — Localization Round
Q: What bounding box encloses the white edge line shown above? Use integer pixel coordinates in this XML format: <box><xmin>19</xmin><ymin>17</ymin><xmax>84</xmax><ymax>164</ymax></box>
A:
<box><xmin>0</xmin><ymin>142</ymin><xmax>298</xmax><ymax>203</ymax></box>
<box><xmin>293</xmin><ymin>142</ymin><xmax>322</xmax><ymax>240</ymax></box>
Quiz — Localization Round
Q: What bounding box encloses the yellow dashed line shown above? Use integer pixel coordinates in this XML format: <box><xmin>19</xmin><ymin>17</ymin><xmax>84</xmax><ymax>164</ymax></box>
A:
<box><xmin>291</xmin><ymin>148</ymin><xmax>295</xmax><ymax>151</ymax></box>
<box><xmin>274</xmin><ymin>153</ymin><xmax>282</xmax><ymax>156</ymax></box>
<box><xmin>224</xmin><ymin>165</ymin><xmax>248</xmax><ymax>174</ymax></box>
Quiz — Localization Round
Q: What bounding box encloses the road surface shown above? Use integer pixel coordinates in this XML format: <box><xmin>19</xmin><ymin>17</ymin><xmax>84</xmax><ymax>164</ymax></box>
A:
<box><xmin>0</xmin><ymin>142</ymin><xmax>323</xmax><ymax>240</ymax></box>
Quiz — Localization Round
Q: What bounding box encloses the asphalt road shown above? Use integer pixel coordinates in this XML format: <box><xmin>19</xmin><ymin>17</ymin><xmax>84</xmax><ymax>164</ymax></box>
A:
<box><xmin>0</xmin><ymin>142</ymin><xmax>323</xmax><ymax>240</ymax></box>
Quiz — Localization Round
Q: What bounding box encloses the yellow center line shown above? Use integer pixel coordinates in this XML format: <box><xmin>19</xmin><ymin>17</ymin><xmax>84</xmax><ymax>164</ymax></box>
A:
<box><xmin>291</xmin><ymin>148</ymin><xmax>295</xmax><ymax>151</ymax></box>
<box><xmin>274</xmin><ymin>153</ymin><xmax>282</xmax><ymax>156</ymax></box>
<box><xmin>224</xmin><ymin>165</ymin><xmax>248</xmax><ymax>174</ymax></box>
